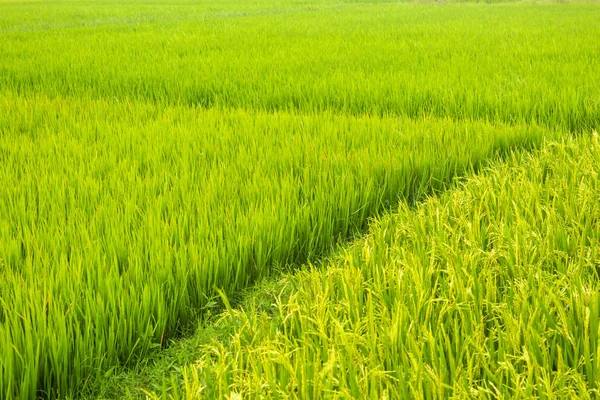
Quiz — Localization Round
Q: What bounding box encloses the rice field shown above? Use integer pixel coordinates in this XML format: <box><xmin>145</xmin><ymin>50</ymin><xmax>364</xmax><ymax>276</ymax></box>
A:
<box><xmin>143</xmin><ymin>133</ymin><xmax>600</xmax><ymax>399</ymax></box>
<box><xmin>0</xmin><ymin>0</ymin><xmax>599</xmax><ymax>398</ymax></box>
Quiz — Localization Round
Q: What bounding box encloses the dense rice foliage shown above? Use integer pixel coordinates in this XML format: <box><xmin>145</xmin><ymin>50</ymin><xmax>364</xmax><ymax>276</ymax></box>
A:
<box><xmin>1</xmin><ymin>1</ymin><xmax>599</xmax><ymax>130</ymax></box>
<box><xmin>0</xmin><ymin>90</ymin><xmax>548</xmax><ymax>398</ymax></box>
<box><xmin>149</xmin><ymin>134</ymin><xmax>600</xmax><ymax>399</ymax></box>
<box><xmin>0</xmin><ymin>0</ymin><xmax>598</xmax><ymax>398</ymax></box>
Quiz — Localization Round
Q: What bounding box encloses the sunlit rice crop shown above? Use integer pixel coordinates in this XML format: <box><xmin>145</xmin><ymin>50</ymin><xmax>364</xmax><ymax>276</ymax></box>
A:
<box><xmin>154</xmin><ymin>134</ymin><xmax>600</xmax><ymax>399</ymax></box>
<box><xmin>0</xmin><ymin>0</ymin><xmax>598</xmax><ymax>397</ymax></box>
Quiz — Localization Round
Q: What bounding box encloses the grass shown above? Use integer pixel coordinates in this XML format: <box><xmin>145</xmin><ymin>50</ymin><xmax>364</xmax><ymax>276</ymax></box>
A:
<box><xmin>0</xmin><ymin>0</ymin><xmax>598</xmax><ymax>398</ymax></box>
<box><xmin>137</xmin><ymin>133</ymin><xmax>600</xmax><ymax>399</ymax></box>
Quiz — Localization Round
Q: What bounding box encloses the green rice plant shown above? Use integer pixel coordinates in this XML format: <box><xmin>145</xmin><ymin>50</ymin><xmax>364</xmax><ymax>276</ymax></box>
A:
<box><xmin>0</xmin><ymin>89</ymin><xmax>553</xmax><ymax>398</ymax></box>
<box><xmin>0</xmin><ymin>2</ymin><xmax>599</xmax><ymax>131</ymax></box>
<box><xmin>148</xmin><ymin>133</ymin><xmax>600</xmax><ymax>399</ymax></box>
<box><xmin>1</xmin><ymin>0</ymin><xmax>598</xmax><ymax>397</ymax></box>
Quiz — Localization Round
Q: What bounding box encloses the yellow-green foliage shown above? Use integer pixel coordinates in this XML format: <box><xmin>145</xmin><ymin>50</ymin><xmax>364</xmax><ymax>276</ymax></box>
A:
<box><xmin>158</xmin><ymin>134</ymin><xmax>600</xmax><ymax>399</ymax></box>
<box><xmin>0</xmin><ymin>0</ymin><xmax>599</xmax><ymax>398</ymax></box>
<box><xmin>1</xmin><ymin>2</ymin><xmax>599</xmax><ymax>130</ymax></box>
<box><xmin>0</xmin><ymin>91</ymin><xmax>550</xmax><ymax>398</ymax></box>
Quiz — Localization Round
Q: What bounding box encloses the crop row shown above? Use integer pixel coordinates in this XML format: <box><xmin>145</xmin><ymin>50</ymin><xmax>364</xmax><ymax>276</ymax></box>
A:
<box><xmin>153</xmin><ymin>133</ymin><xmax>600</xmax><ymax>399</ymax></box>
<box><xmin>0</xmin><ymin>91</ymin><xmax>551</xmax><ymax>398</ymax></box>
